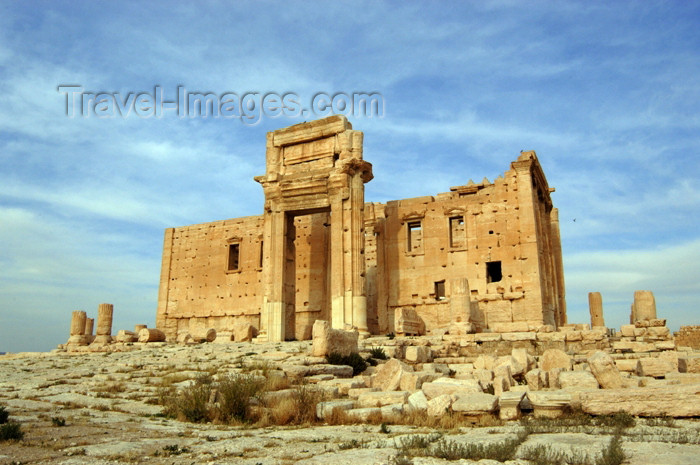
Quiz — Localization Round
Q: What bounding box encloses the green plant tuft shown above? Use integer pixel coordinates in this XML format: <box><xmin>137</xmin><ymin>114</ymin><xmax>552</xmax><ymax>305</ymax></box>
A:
<box><xmin>0</xmin><ymin>422</ymin><xmax>24</xmax><ymax>441</ymax></box>
<box><xmin>369</xmin><ymin>346</ymin><xmax>388</xmax><ymax>360</ymax></box>
<box><xmin>326</xmin><ymin>352</ymin><xmax>368</xmax><ymax>376</ymax></box>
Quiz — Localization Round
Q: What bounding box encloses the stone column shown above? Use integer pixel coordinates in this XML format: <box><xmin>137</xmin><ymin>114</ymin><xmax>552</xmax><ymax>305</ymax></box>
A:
<box><xmin>68</xmin><ymin>310</ymin><xmax>87</xmax><ymax>345</ymax></box>
<box><xmin>93</xmin><ymin>303</ymin><xmax>114</xmax><ymax>344</ymax></box>
<box><xmin>84</xmin><ymin>317</ymin><xmax>95</xmax><ymax>343</ymax></box>
<box><xmin>588</xmin><ymin>292</ymin><xmax>605</xmax><ymax>327</ymax></box>
<box><xmin>632</xmin><ymin>290</ymin><xmax>657</xmax><ymax>322</ymax></box>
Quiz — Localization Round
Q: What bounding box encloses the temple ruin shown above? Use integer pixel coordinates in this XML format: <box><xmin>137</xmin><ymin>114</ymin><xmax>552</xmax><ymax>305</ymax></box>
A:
<box><xmin>155</xmin><ymin>115</ymin><xmax>566</xmax><ymax>342</ymax></box>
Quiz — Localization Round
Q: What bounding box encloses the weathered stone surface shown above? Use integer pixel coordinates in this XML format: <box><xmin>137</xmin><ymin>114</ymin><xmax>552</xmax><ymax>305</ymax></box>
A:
<box><xmin>138</xmin><ymin>328</ymin><xmax>166</xmax><ymax>343</ymax></box>
<box><xmin>345</xmin><ymin>407</ymin><xmax>381</xmax><ymax>421</ymax></box>
<box><xmin>631</xmin><ymin>290</ymin><xmax>657</xmax><ymax>323</ymax></box>
<box><xmin>426</xmin><ymin>394</ymin><xmax>455</xmax><ymax>417</ymax></box>
<box><xmin>421</xmin><ymin>378</ymin><xmax>482</xmax><ymax>399</ymax></box>
<box><xmin>395</xmin><ymin>307</ymin><xmax>426</xmax><ymax>336</ymax></box>
<box><xmin>512</xmin><ymin>348</ymin><xmax>535</xmax><ymax>373</ymax></box>
<box><xmin>580</xmin><ymin>385</ymin><xmax>700</xmax><ymax>417</ymax></box>
<box><xmin>115</xmin><ymin>330</ymin><xmax>138</xmax><ymax>343</ymax></box>
<box><xmin>525</xmin><ymin>369</ymin><xmax>545</xmax><ymax>390</ymax></box>
<box><xmin>407</xmin><ymin>390</ymin><xmax>428</xmax><ymax>411</ymax></box>
<box><xmin>495</xmin><ymin>355</ymin><xmax>524</xmax><ymax>377</ymax></box>
<box><xmin>93</xmin><ymin>303</ymin><xmax>114</xmax><ymax>344</ymax></box>
<box><xmin>316</xmin><ymin>400</ymin><xmax>355</xmax><ymax>420</ymax></box>
<box><xmin>474</xmin><ymin>355</ymin><xmax>497</xmax><ymax>371</ymax></box>
<box><xmin>528</xmin><ymin>391</ymin><xmax>573</xmax><ymax>418</ymax></box>
<box><xmin>191</xmin><ymin>328</ymin><xmax>216</xmax><ymax>343</ymax></box>
<box><xmin>540</xmin><ymin>348</ymin><xmax>572</xmax><ymax>371</ymax></box>
<box><xmin>451</xmin><ymin>393</ymin><xmax>498</xmax><ymax>414</ymax></box>
<box><xmin>371</xmin><ymin>359</ymin><xmax>413</xmax><ymax>391</ymax></box>
<box><xmin>559</xmin><ymin>371</ymin><xmax>599</xmax><ymax>390</ymax></box>
<box><xmin>404</xmin><ymin>345</ymin><xmax>432</xmax><ymax>363</ymax></box>
<box><xmin>588</xmin><ymin>351</ymin><xmax>625</xmax><ymax>389</ymax></box>
<box><xmin>636</xmin><ymin>358</ymin><xmax>676</xmax><ymax>378</ymax></box>
<box><xmin>232</xmin><ymin>322</ymin><xmax>257</xmax><ymax>342</ymax></box>
<box><xmin>678</xmin><ymin>356</ymin><xmax>700</xmax><ymax>373</ymax></box>
<box><xmin>357</xmin><ymin>390</ymin><xmax>409</xmax><ymax>408</ymax></box>
<box><xmin>311</xmin><ymin>320</ymin><xmax>358</xmax><ymax>357</ymax></box>
<box><xmin>588</xmin><ymin>292</ymin><xmax>604</xmax><ymax>327</ymax></box>
<box><xmin>499</xmin><ymin>391</ymin><xmax>526</xmax><ymax>420</ymax></box>
<box><xmin>614</xmin><ymin>359</ymin><xmax>639</xmax><ymax>372</ymax></box>
<box><xmin>399</xmin><ymin>370</ymin><xmax>439</xmax><ymax>391</ymax></box>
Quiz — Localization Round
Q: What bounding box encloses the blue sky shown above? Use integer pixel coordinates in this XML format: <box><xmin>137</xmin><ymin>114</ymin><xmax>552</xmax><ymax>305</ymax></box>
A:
<box><xmin>1</xmin><ymin>1</ymin><xmax>699</xmax><ymax>352</ymax></box>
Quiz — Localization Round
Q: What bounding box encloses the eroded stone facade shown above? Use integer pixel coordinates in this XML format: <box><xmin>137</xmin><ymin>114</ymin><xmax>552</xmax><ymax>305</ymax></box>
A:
<box><xmin>156</xmin><ymin>116</ymin><xmax>566</xmax><ymax>342</ymax></box>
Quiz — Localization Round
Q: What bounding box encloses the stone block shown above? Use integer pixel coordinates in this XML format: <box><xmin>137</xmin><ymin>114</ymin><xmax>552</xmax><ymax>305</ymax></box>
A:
<box><xmin>426</xmin><ymin>394</ymin><xmax>455</xmax><ymax>417</ymax></box>
<box><xmin>422</xmin><ymin>378</ymin><xmax>482</xmax><ymax>399</ymax></box>
<box><xmin>512</xmin><ymin>348</ymin><xmax>535</xmax><ymax>372</ymax></box>
<box><xmin>357</xmin><ymin>390</ymin><xmax>409</xmax><ymax>408</ymax></box>
<box><xmin>559</xmin><ymin>371</ymin><xmax>599</xmax><ymax>390</ymax></box>
<box><xmin>407</xmin><ymin>390</ymin><xmax>428</xmax><ymax>411</ymax></box>
<box><xmin>678</xmin><ymin>356</ymin><xmax>700</xmax><ymax>373</ymax></box>
<box><xmin>536</xmin><ymin>331</ymin><xmax>566</xmax><ymax>342</ymax></box>
<box><xmin>474</xmin><ymin>333</ymin><xmax>502</xmax><ymax>342</ymax></box>
<box><xmin>233</xmin><ymin>323</ymin><xmax>257</xmax><ymax>342</ymax></box>
<box><xmin>588</xmin><ymin>351</ymin><xmax>625</xmax><ymax>389</ymax></box>
<box><xmin>620</xmin><ymin>325</ymin><xmax>636</xmax><ymax>337</ymax></box>
<box><xmin>539</xmin><ymin>348</ymin><xmax>572</xmax><ymax>371</ymax></box>
<box><xmin>525</xmin><ymin>369</ymin><xmax>545</xmax><ymax>391</ymax></box>
<box><xmin>405</xmin><ymin>345</ymin><xmax>432</xmax><ymax>363</ymax></box>
<box><xmin>492</xmin><ymin>375</ymin><xmax>511</xmax><ymax>397</ymax></box>
<box><xmin>311</xmin><ymin>320</ymin><xmax>358</xmax><ymax>357</ymax></box>
<box><xmin>451</xmin><ymin>393</ymin><xmax>498</xmax><ymax>414</ymax></box>
<box><xmin>502</xmin><ymin>332</ymin><xmax>536</xmax><ymax>341</ymax></box>
<box><xmin>371</xmin><ymin>358</ymin><xmax>413</xmax><ymax>391</ymax></box>
<box><xmin>345</xmin><ymin>407</ymin><xmax>381</xmax><ymax>421</ymax></box>
<box><xmin>395</xmin><ymin>307</ymin><xmax>426</xmax><ymax>336</ymax></box>
<box><xmin>655</xmin><ymin>340</ymin><xmax>676</xmax><ymax>351</ymax></box>
<box><xmin>580</xmin><ymin>385</ymin><xmax>700</xmax><ymax>417</ymax></box>
<box><xmin>399</xmin><ymin>371</ymin><xmax>439</xmax><ymax>391</ymax></box>
<box><xmin>565</xmin><ymin>331</ymin><xmax>582</xmax><ymax>342</ymax></box>
<box><xmin>474</xmin><ymin>355</ymin><xmax>497</xmax><ymax>370</ymax></box>
<box><xmin>115</xmin><ymin>330</ymin><xmax>138</xmax><ymax>343</ymax></box>
<box><xmin>495</xmin><ymin>355</ymin><xmax>525</xmax><ymax>377</ymax></box>
<box><xmin>636</xmin><ymin>358</ymin><xmax>676</xmax><ymax>378</ymax></box>
<box><xmin>490</xmin><ymin>322</ymin><xmax>529</xmax><ymax>332</ymax></box>
<box><xmin>316</xmin><ymin>400</ymin><xmax>355</xmax><ymax>420</ymax></box>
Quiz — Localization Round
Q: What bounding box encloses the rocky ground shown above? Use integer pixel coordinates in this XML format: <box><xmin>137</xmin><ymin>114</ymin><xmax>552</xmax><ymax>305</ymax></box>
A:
<box><xmin>1</xmin><ymin>341</ymin><xmax>699</xmax><ymax>465</ymax></box>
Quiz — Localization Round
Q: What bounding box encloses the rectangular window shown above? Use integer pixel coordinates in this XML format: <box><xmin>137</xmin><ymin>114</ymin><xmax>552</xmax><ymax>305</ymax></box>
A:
<box><xmin>486</xmin><ymin>261</ymin><xmax>502</xmax><ymax>283</ymax></box>
<box><xmin>435</xmin><ymin>280</ymin><xmax>446</xmax><ymax>300</ymax></box>
<box><xmin>407</xmin><ymin>221</ymin><xmax>422</xmax><ymax>252</ymax></box>
<box><xmin>449</xmin><ymin>216</ymin><xmax>465</xmax><ymax>248</ymax></box>
<box><xmin>227</xmin><ymin>243</ymin><xmax>240</xmax><ymax>271</ymax></box>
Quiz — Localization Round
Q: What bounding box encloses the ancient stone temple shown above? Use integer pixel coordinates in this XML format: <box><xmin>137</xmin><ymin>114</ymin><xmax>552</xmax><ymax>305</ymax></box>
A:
<box><xmin>156</xmin><ymin>116</ymin><xmax>566</xmax><ymax>342</ymax></box>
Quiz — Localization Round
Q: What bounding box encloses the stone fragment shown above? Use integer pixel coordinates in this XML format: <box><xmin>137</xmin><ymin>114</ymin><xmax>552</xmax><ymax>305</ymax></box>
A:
<box><xmin>614</xmin><ymin>359</ymin><xmax>639</xmax><ymax>372</ymax></box>
<box><xmin>511</xmin><ymin>348</ymin><xmax>535</xmax><ymax>372</ymax></box>
<box><xmin>316</xmin><ymin>400</ymin><xmax>355</xmax><ymax>420</ymax></box>
<box><xmin>311</xmin><ymin>320</ymin><xmax>358</xmax><ymax>357</ymax></box>
<box><xmin>371</xmin><ymin>359</ymin><xmax>413</xmax><ymax>391</ymax></box>
<box><xmin>426</xmin><ymin>394</ymin><xmax>454</xmax><ymax>417</ymax></box>
<box><xmin>525</xmin><ymin>369</ymin><xmax>545</xmax><ymax>391</ymax></box>
<box><xmin>474</xmin><ymin>355</ymin><xmax>497</xmax><ymax>371</ymax></box>
<box><xmin>138</xmin><ymin>328</ymin><xmax>166</xmax><ymax>343</ymax></box>
<box><xmin>539</xmin><ymin>348</ymin><xmax>572</xmax><ymax>371</ymax></box>
<box><xmin>399</xmin><ymin>371</ymin><xmax>438</xmax><ymax>391</ymax></box>
<box><xmin>495</xmin><ymin>355</ymin><xmax>525</xmax><ymax>377</ymax></box>
<box><xmin>407</xmin><ymin>390</ymin><xmax>428</xmax><ymax>411</ymax></box>
<box><xmin>559</xmin><ymin>371</ymin><xmax>599</xmax><ymax>390</ymax></box>
<box><xmin>422</xmin><ymin>378</ymin><xmax>482</xmax><ymax>399</ymax></box>
<box><xmin>580</xmin><ymin>385</ymin><xmax>700</xmax><ymax>417</ymax></box>
<box><xmin>404</xmin><ymin>345</ymin><xmax>432</xmax><ymax>363</ymax></box>
<box><xmin>234</xmin><ymin>322</ymin><xmax>257</xmax><ymax>342</ymax></box>
<box><xmin>636</xmin><ymin>358</ymin><xmax>676</xmax><ymax>378</ymax></box>
<box><xmin>473</xmin><ymin>369</ymin><xmax>494</xmax><ymax>385</ymax></box>
<box><xmin>451</xmin><ymin>393</ymin><xmax>498</xmax><ymax>414</ymax></box>
<box><xmin>588</xmin><ymin>351</ymin><xmax>625</xmax><ymax>389</ymax></box>
<box><xmin>115</xmin><ymin>330</ymin><xmax>138</xmax><ymax>343</ymax></box>
<box><xmin>499</xmin><ymin>391</ymin><xmax>526</xmax><ymax>420</ymax></box>
<box><xmin>493</xmin><ymin>364</ymin><xmax>515</xmax><ymax>387</ymax></box>
<box><xmin>528</xmin><ymin>391</ymin><xmax>572</xmax><ymax>418</ymax></box>
<box><xmin>678</xmin><ymin>356</ymin><xmax>700</xmax><ymax>374</ymax></box>
<box><xmin>357</xmin><ymin>391</ymin><xmax>409</xmax><ymax>408</ymax></box>
<box><xmin>492</xmin><ymin>375</ymin><xmax>511</xmax><ymax>397</ymax></box>
<box><xmin>395</xmin><ymin>307</ymin><xmax>426</xmax><ymax>336</ymax></box>
<box><xmin>191</xmin><ymin>328</ymin><xmax>217</xmax><ymax>343</ymax></box>
<box><xmin>345</xmin><ymin>407</ymin><xmax>381</xmax><ymax>421</ymax></box>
